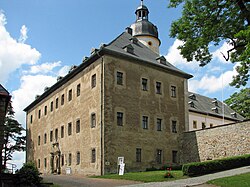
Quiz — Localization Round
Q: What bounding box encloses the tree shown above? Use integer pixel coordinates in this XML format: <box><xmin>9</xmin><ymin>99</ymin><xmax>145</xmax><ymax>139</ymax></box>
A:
<box><xmin>224</xmin><ymin>88</ymin><xmax>250</xmax><ymax>119</ymax></box>
<box><xmin>168</xmin><ymin>0</ymin><xmax>250</xmax><ymax>88</ymax></box>
<box><xmin>2</xmin><ymin>102</ymin><xmax>25</xmax><ymax>170</ymax></box>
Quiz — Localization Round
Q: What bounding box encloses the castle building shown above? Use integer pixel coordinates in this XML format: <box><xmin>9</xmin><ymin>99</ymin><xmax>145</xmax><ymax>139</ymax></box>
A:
<box><xmin>24</xmin><ymin>1</ymin><xmax>192</xmax><ymax>175</ymax></box>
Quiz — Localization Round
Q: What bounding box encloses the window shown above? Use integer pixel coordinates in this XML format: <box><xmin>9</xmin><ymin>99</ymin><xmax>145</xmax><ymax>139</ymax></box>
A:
<box><xmin>157</xmin><ymin>118</ymin><xmax>162</xmax><ymax>131</ymax></box>
<box><xmin>61</xmin><ymin>154</ymin><xmax>64</xmax><ymax>166</ymax></box>
<box><xmin>202</xmin><ymin>122</ymin><xmax>206</xmax><ymax>129</ymax></box>
<box><xmin>44</xmin><ymin>106</ymin><xmax>47</xmax><ymax>115</ymax></box>
<box><xmin>55</xmin><ymin>128</ymin><xmax>58</xmax><ymax>141</ymax></box>
<box><xmin>171</xmin><ymin>86</ymin><xmax>176</xmax><ymax>98</ymax></box>
<box><xmin>76</xmin><ymin>152</ymin><xmax>80</xmax><ymax>165</ymax></box>
<box><xmin>91</xmin><ymin>74</ymin><xmax>96</xmax><ymax>88</ymax></box>
<box><xmin>61</xmin><ymin>94</ymin><xmax>64</xmax><ymax>105</ymax></box>
<box><xmin>142</xmin><ymin>78</ymin><xmax>148</xmax><ymax>91</ymax></box>
<box><xmin>68</xmin><ymin>89</ymin><xmax>72</xmax><ymax>101</ymax></box>
<box><xmin>156</xmin><ymin>82</ymin><xmax>161</xmax><ymax>94</ymax></box>
<box><xmin>30</xmin><ymin>115</ymin><xmax>33</xmax><ymax>124</ymax></box>
<box><xmin>50</xmin><ymin>101</ymin><xmax>53</xmax><ymax>112</ymax></box>
<box><xmin>210</xmin><ymin>123</ymin><xmax>213</xmax><ymax>128</ymax></box>
<box><xmin>68</xmin><ymin>153</ymin><xmax>72</xmax><ymax>166</ymax></box>
<box><xmin>91</xmin><ymin>149</ymin><xmax>96</xmax><ymax>163</ymax></box>
<box><xmin>172</xmin><ymin>120</ymin><xmax>177</xmax><ymax>133</ymax></box>
<box><xmin>117</xmin><ymin>71</ymin><xmax>123</xmax><ymax>85</ymax></box>
<box><xmin>50</xmin><ymin>131</ymin><xmax>53</xmax><ymax>142</ymax></box>
<box><xmin>61</xmin><ymin>126</ymin><xmax>64</xmax><ymax>138</ymax></box>
<box><xmin>156</xmin><ymin>149</ymin><xmax>162</xmax><ymax>164</ymax></box>
<box><xmin>142</xmin><ymin>116</ymin><xmax>148</xmax><ymax>129</ymax></box>
<box><xmin>193</xmin><ymin>121</ymin><xmax>197</xmax><ymax>129</ymax></box>
<box><xmin>44</xmin><ymin>133</ymin><xmax>47</xmax><ymax>144</ymax></box>
<box><xmin>38</xmin><ymin>136</ymin><xmax>40</xmax><ymax>146</ymax></box>
<box><xmin>55</xmin><ymin>98</ymin><xmax>59</xmax><ymax>109</ymax></box>
<box><xmin>172</xmin><ymin>151</ymin><xmax>178</xmax><ymax>163</ymax></box>
<box><xmin>76</xmin><ymin>119</ymin><xmax>80</xmax><ymax>133</ymax></box>
<box><xmin>117</xmin><ymin>112</ymin><xmax>123</xmax><ymax>126</ymax></box>
<box><xmin>91</xmin><ymin>113</ymin><xmax>96</xmax><ymax>128</ymax></box>
<box><xmin>44</xmin><ymin>158</ymin><xmax>47</xmax><ymax>168</ymax></box>
<box><xmin>38</xmin><ymin>159</ymin><xmax>40</xmax><ymax>168</ymax></box>
<box><xmin>68</xmin><ymin>122</ymin><xmax>72</xmax><ymax>136</ymax></box>
<box><xmin>136</xmin><ymin>148</ymin><xmax>141</xmax><ymax>162</ymax></box>
<box><xmin>77</xmin><ymin>84</ymin><xmax>81</xmax><ymax>97</ymax></box>
<box><xmin>38</xmin><ymin>110</ymin><xmax>41</xmax><ymax>119</ymax></box>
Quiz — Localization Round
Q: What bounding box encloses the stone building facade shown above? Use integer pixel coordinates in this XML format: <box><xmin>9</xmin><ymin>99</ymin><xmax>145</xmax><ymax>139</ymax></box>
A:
<box><xmin>24</xmin><ymin>2</ymin><xmax>192</xmax><ymax>176</ymax></box>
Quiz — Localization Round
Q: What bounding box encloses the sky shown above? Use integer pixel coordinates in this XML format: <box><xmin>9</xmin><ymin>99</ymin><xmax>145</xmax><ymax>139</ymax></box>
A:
<box><xmin>0</xmin><ymin>0</ymin><xmax>248</xmax><ymax>170</ymax></box>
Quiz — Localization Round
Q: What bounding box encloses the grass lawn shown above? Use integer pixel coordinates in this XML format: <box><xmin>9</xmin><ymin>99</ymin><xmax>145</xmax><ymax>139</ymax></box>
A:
<box><xmin>93</xmin><ymin>170</ymin><xmax>187</xmax><ymax>183</ymax></box>
<box><xmin>207</xmin><ymin>172</ymin><xmax>250</xmax><ymax>187</ymax></box>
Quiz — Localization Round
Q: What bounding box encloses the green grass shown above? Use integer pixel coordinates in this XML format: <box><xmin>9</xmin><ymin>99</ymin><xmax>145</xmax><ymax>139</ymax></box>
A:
<box><xmin>93</xmin><ymin>170</ymin><xmax>187</xmax><ymax>183</ymax></box>
<box><xmin>208</xmin><ymin>172</ymin><xmax>250</xmax><ymax>187</ymax></box>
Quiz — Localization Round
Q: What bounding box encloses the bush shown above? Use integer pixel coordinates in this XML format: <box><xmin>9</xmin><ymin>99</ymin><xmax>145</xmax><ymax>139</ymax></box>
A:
<box><xmin>16</xmin><ymin>162</ymin><xmax>42</xmax><ymax>186</ymax></box>
<box><xmin>182</xmin><ymin>154</ymin><xmax>250</xmax><ymax>176</ymax></box>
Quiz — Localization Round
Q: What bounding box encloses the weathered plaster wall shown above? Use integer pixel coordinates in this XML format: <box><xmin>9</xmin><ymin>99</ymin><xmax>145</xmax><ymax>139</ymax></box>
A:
<box><xmin>180</xmin><ymin>120</ymin><xmax>250</xmax><ymax>164</ymax></box>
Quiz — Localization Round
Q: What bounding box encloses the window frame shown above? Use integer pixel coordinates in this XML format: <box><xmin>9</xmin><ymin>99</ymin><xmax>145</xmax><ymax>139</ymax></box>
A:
<box><xmin>156</xmin><ymin>149</ymin><xmax>163</xmax><ymax>164</ymax></box>
<box><xmin>91</xmin><ymin>113</ymin><xmax>96</xmax><ymax>128</ymax></box>
<box><xmin>172</xmin><ymin>150</ymin><xmax>178</xmax><ymax>163</ymax></box>
<box><xmin>136</xmin><ymin>148</ymin><xmax>142</xmax><ymax>162</ymax></box>
<box><xmin>142</xmin><ymin>78</ymin><xmax>148</xmax><ymax>91</ymax></box>
<box><xmin>91</xmin><ymin>74</ymin><xmax>96</xmax><ymax>88</ymax></box>
<box><xmin>157</xmin><ymin>118</ymin><xmax>162</xmax><ymax>131</ymax></box>
<box><xmin>142</xmin><ymin>116</ymin><xmax>148</xmax><ymax>129</ymax></box>
<box><xmin>156</xmin><ymin>82</ymin><xmax>162</xmax><ymax>94</ymax></box>
<box><xmin>171</xmin><ymin>85</ymin><xmax>177</xmax><ymax>98</ymax></box>
<box><xmin>116</xmin><ymin>71</ymin><xmax>123</xmax><ymax>85</ymax></box>
<box><xmin>117</xmin><ymin>112</ymin><xmax>123</xmax><ymax>126</ymax></box>
<box><xmin>172</xmin><ymin>120</ymin><xmax>177</xmax><ymax>133</ymax></box>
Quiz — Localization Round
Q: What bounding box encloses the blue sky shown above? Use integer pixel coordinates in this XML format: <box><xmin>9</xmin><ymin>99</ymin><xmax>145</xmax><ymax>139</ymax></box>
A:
<box><xmin>0</xmin><ymin>0</ymin><xmax>248</xmax><ymax>169</ymax></box>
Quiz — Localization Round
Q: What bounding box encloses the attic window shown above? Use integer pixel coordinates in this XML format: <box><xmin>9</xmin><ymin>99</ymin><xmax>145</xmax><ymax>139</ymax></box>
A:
<box><xmin>123</xmin><ymin>44</ymin><xmax>134</xmax><ymax>54</ymax></box>
<box><xmin>212</xmin><ymin>107</ymin><xmax>218</xmax><ymax>113</ymax></box>
<box><xmin>188</xmin><ymin>101</ymin><xmax>195</xmax><ymax>108</ymax></box>
<box><xmin>130</xmin><ymin>37</ymin><xmax>138</xmax><ymax>44</ymax></box>
<box><xmin>156</xmin><ymin>56</ymin><xmax>167</xmax><ymax>65</ymax></box>
<box><xmin>231</xmin><ymin>112</ymin><xmax>237</xmax><ymax>118</ymax></box>
<box><xmin>189</xmin><ymin>94</ymin><xmax>196</xmax><ymax>100</ymax></box>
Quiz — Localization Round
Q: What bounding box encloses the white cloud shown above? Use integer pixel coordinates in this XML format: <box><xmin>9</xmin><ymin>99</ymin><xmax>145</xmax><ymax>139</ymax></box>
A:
<box><xmin>11</xmin><ymin>75</ymin><xmax>57</xmax><ymax>127</ymax></box>
<box><xmin>18</xmin><ymin>25</ymin><xmax>28</xmax><ymax>43</ymax></box>
<box><xmin>212</xmin><ymin>42</ymin><xmax>234</xmax><ymax>64</ymax></box>
<box><xmin>28</xmin><ymin>61</ymin><xmax>62</xmax><ymax>74</ymax></box>
<box><xmin>0</xmin><ymin>11</ymin><xmax>41</xmax><ymax>83</ymax></box>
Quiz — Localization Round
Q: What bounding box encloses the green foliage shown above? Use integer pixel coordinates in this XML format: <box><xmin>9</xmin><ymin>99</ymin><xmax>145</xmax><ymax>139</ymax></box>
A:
<box><xmin>224</xmin><ymin>88</ymin><xmax>250</xmax><ymax>119</ymax></box>
<box><xmin>182</xmin><ymin>154</ymin><xmax>250</xmax><ymax>176</ymax></box>
<box><xmin>16</xmin><ymin>162</ymin><xmax>42</xmax><ymax>186</ymax></box>
<box><xmin>168</xmin><ymin>0</ymin><xmax>250</xmax><ymax>87</ymax></box>
<box><xmin>208</xmin><ymin>172</ymin><xmax>250</xmax><ymax>187</ymax></box>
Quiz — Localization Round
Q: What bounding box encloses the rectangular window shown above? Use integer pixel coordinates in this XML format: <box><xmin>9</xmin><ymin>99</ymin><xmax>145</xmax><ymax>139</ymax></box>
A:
<box><xmin>156</xmin><ymin>149</ymin><xmax>162</xmax><ymax>164</ymax></box>
<box><xmin>142</xmin><ymin>78</ymin><xmax>148</xmax><ymax>91</ymax></box>
<box><xmin>202</xmin><ymin>122</ymin><xmax>206</xmax><ymax>129</ymax></box>
<box><xmin>193</xmin><ymin>121</ymin><xmax>197</xmax><ymax>129</ymax></box>
<box><xmin>117</xmin><ymin>112</ymin><xmax>123</xmax><ymax>126</ymax></box>
<box><xmin>55</xmin><ymin>128</ymin><xmax>58</xmax><ymax>141</ymax></box>
<box><xmin>91</xmin><ymin>74</ymin><xmax>96</xmax><ymax>88</ymax></box>
<box><xmin>68</xmin><ymin>122</ymin><xmax>72</xmax><ymax>136</ymax></box>
<box><xmin>136</xmin><ymin>148</ymin><xmax>141</xmax><ymax>162</ymax></box>
<box><xmin>61</xmin><ymin>126</ymin><xmax>64</xmax><ymax>138</ymax></box>
<box><xmin>44</xmin><ymin>158</ymin><xmax>47</xmax><ymax>168</ymax></box>
<box><xmin>55</xmin><ymin>98</ymin><xmax>59</xmax><ymax>109</ymax></box>
<box><xmin>38</xmin><ymin>136</ymin><xmax>40</xmax><ymax>146</ymax></box>
<box><xmin>38</xmin><ymin>110</ymin><xmax>41</xmax><ymax>119</ymax></box>
<box><xmin>142</xmin><ymin>116</ymin><xmax>148</xmax><ymax>129</ymax></box>
<box><xmin>157</xmin><ymin>118</ymin><xmax>162</xmax><ymax>131</ymax></box>
<box><xmin>210</xmin><ymin>123</ymin><xmax>213</xmax><ymax>128</ymax></box>
<box><xmin>61</xmin><ymin>154</ymin><xmax>64</xmax><ymax>166</ymax></box>
<box><xmin>38</xmin><ymin>159</ymin><xmax>40</xmax><ymax>168</ymax></box>
<box><xmin>77</xmin><ymin>84</ymin><xmax>81</xmax><ymax>97</ymax></box>
<box><xmin>91</xmin><ymin>149</ymin><xmax>96</xmax><ymax>163</ymax></box>
<box><xmin>61</xmin><ymin>94</ymin><xmax>64</xmax><ymax>105</ymax></box>
<box><xmin>50</xmin><ymin>131</ymin><xmax>53</xmax><ymax>142</ymax></box>
<box><xmin>50</xmin><ymin>101</ymin><xmax>53</xmax><ymax>112</ymax></box>
<box><xmin>30</xmin><ymin>115</ymin><xmax>33</xmax><ymax>124</ymax></box>
<box><xmin>91</xmin><ymin>113</ymin><xmax>96</xmax><ymax>128</ymax></box>
<box><xmin>171</xmin><ymin>86</ymin><xmax>176</xmax><ymax>98</ymax></box>
<box><xmin>68</xmin><ymin>153</ymin><xmax>72</xmax><ymax>166</ymax></box>
<box><xmin>172</xmin><ymin>120</ymin><xmax>177</xmax><ymax>133</ymax></box>
<box><xmin>117</xmin><ymin>71</ymin><xmax>123</xmax><ymax>85</ymax></box>
<box><xmin>156</xmin><ymin>82</ymin><xmax>161</xmax><ymax>94</ymax></box>
<box><xmin>76</xmin><ymin>152</ymin><xmax>80</xmax><ymax>165</ymax></box>
<box><xmin>44</xmin><ymin>106</ymin><xmax>47</xmax><ymax>115</ymax></box>
<box><xmin>172</xmin><ymin>151</ymin><xmax>178</xmax><ymax>163</ymax></box>
<box><xmin>76</xmin><ymin>119</ymin><xmax>80</xmax><ymax>133</ymax></box>
<box><xmin>68</xmin><ymin>89</ymin><xmax>72</xmax><ymax>101</ymax></box>
<box><xmin>44</xmin><ymin>133</ymin><xmax>47</xmax><ymax>144</ymax></box>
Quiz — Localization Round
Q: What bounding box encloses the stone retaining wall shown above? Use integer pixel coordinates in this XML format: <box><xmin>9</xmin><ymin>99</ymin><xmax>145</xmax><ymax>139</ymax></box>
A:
<box><xmin>180</xmin><ymin>120</ymin><xmax>250</xmax><ymax>164</ymax></box>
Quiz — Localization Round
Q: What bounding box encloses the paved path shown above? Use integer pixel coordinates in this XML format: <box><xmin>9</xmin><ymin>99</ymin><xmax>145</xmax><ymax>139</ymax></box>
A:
<box><xmin>43</xmin><ymin>166</ymin><xmax>250</xmax><ymax>187</ymax></box>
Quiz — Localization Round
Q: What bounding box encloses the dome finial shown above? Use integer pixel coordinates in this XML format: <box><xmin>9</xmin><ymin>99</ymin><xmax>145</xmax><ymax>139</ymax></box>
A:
<box><xmin>141</xmin><ymin>0</ymin><xmax>144</xmax><ymax>6</ymax></box>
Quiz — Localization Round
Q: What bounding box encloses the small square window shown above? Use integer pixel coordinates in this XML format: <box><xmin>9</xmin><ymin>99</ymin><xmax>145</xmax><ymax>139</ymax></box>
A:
<box><xmin>157</xmin><ymin>118</ymin><xmax>162</xmax><ymax>131</ymax></box>
<box><xmin>92</xmin><ymin>74</ymin><xmax>96</xmax><ymax>88</ymax></box>
<box><xmin>91</xmin><ymin>113</ymin><xmax>96</xmax><ymax>128</ymax></box>
<box><xmin>68</xmin><ymin>89</ymin><xmax>72</xmax><ymax>101</ymax></box>
<box><xmin>76</xmin><ymin>119</ymin><xmax>80</xmax><ymax>133</ymax></box>
<box><xmin>117</xmin><ymin>112</ymin><xmax>123</xmax><ymax>126</ymax></box>
<box><xmin>142</xmin><ymin>78</ymin><xmax>148</xmax><ymax>91</ymax></box>
<box><xmin>171</xmin><ymin>86</ymin><xmax>176</xmax><ymax>98</ymax></box>
<box><xmin>156</xmin><ymin>82</ymin><xmax>161</xmax><ymax>94</ymax></box>
<box><xmin>68</xmin><ymin>122</ymin><xmax>72</xmax><ymax>136</ymax></box>
<box><xmin>142</xmin><ymin>116</ymin><xmax>148</xmax><ymax>129</ymax></box>
<box><xmin>77</xmin><ymin>84</ymin><xmax>81</xmax><ymax>97</ymax></box>
<box><xmin>172</xmin><ymin>120</ymin><xmax>177</xmax><ymax>133</ymax></box>
<box><xmin>117</xmin><ymin>72</ymin><xmax>123</xmax><ymax>85</ymax></box>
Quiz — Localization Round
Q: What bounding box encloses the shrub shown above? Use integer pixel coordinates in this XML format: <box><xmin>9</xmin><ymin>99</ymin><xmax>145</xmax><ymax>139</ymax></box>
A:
<box><xmin>16</xmin><ymin>162</ymin><xmax>42</xmax><ymax>186</ymax></box>
<box><xmin>182</xmin><ymin>154</ymin><xmax>250</xmax><ymax>176</ymax></box>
